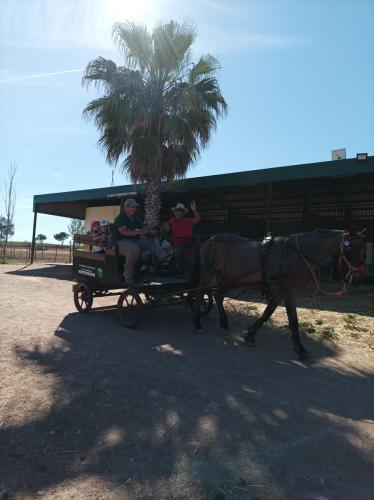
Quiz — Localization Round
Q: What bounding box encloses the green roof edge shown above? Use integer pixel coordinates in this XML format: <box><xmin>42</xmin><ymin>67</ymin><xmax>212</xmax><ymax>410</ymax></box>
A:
<box><xmin>33</xmin><ymin>156</ymin><xmax>374</xmax><ymax>211</ymax></box>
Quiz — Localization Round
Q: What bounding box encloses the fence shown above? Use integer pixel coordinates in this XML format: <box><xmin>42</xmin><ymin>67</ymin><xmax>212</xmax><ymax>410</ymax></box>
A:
<box><xmin>0</xmin><ymin>242</ymin><xmax>73</xmax><ymax>264</ymax></box>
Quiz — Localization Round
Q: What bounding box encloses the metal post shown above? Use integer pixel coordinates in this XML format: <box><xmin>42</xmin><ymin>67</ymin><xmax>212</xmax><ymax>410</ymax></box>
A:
<box><xmin>30</xmin><ymin>210</ymin><xmax>38</xmax><ymax>264</ymax></box>
<box><xmin>265</xmin><ymin>182</ymin><xmax>273</xmax><ymax>235</ymax></box>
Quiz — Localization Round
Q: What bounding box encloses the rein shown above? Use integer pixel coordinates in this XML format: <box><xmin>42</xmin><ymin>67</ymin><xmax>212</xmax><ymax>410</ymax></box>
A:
<box><xmin>292</xmin><ymin>235</ymin><xmax>347</xmax><ymax>299</ymax></box>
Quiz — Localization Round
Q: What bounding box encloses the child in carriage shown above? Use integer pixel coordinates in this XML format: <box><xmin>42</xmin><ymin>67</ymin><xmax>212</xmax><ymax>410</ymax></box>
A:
<box><xmin>90</xmin><ymin>219</ymin><xmax>111</xmax><ymax>252</ymax></box>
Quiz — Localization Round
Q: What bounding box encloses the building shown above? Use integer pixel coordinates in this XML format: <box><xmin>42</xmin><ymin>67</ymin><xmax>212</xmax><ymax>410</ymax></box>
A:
<box><xmin>32</xmin><ymin>156</ymin><xmax>374</xmax><ymax>275</ymax></box>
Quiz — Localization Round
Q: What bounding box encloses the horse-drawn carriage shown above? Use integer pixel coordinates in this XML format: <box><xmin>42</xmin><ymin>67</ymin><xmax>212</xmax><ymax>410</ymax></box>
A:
<box><xmin>72</xmin><ymin>223</ymin><xmax>367</xmax><ymax>359</ymax></box>
<box><xmin>72</xmin><ymin>233</ymin><xmax>213</xmax><ymax>328</ymax></box>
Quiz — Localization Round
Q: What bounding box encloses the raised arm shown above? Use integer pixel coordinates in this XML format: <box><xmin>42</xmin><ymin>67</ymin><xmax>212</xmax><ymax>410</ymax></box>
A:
<box><xmin>190</xmin><ymin>200</ymin><xmax>201</xmax><ymax>224</ymax></box>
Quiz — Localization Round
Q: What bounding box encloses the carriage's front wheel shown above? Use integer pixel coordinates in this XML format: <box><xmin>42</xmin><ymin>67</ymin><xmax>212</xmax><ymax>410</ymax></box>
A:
<box><xmin>117</xmin><ymin>290</ymin><xmax>143</xmax><ymax>328</ymax></box>
<box><xmin>187</xmin><ymin>292</ymin><xmax>214</xmax><ymax>317</ymax></box>
<box><xmin>73</xmin><ymin>283</ymin><xmax>93</xmax><ymax>313</ymax></box>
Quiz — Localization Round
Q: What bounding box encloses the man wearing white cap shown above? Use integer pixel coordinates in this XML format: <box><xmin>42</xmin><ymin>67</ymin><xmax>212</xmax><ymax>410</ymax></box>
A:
<box><xmin>164</xmin><ymin>200</ymin><xmax>201</xmax><ymax>248</ymax></box>
<box><xmin>111</xmin><ymin>198</ymin><xmax>165</xmax><ymax>285</ymax></box>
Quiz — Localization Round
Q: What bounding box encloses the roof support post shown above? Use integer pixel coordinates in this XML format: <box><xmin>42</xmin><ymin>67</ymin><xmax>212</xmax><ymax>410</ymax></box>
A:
<box><xmin>30</xmin><ymin>209</ymin><xmax>38</xmax><ymax>264</ymax></box>
<box><xmin>266</xmin><ymin>182</ymin><xmax>273</xmax><ymax>235</ymax></box>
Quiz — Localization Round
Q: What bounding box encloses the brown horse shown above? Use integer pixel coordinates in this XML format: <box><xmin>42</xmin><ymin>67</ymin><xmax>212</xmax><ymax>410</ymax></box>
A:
<box><xmin>192</xmin><ymin>229</ymin><xmax>345</xmax><ymax>360</ymax></box>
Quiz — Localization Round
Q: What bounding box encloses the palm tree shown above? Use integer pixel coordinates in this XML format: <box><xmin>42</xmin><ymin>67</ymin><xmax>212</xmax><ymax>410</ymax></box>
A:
<box><xmin>82</xmin><ymin>21</ymin><xmax>227</xmax><ymax>227</ymax></box>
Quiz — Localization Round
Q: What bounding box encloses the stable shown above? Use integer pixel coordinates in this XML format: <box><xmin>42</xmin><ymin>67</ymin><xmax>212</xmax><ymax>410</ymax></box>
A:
<box><xmin>32</xmin><ymin>156</ymin><xmax>374</xmax><ymax>275</ymax></box>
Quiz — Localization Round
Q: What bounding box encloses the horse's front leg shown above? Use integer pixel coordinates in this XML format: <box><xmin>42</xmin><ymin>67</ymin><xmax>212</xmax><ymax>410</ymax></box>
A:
<box><xmin>192</xmin><ymin>291</ymin><xmax>203</xmax><ymax>332</ymax></box>
<box><xmin>214</xmin><ymin>290</ymin><xmax>228</xmax><ymax>330</ymax></box>
<box><xmin>245</xmin><ymin>293</ymin><xmax>279</xmax><ymax>346</ymax></box>
<box><xmin>284</xmin><ymin>291</ymin><xmax>312</xmax><ymax>361</ymax></box>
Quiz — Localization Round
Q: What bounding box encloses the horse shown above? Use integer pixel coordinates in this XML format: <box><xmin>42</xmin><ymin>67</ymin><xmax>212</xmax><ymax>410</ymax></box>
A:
<box><xmin>192</xmin><ymin>229</ymin><xmax>346</xmax><ymax>361</ymax></box>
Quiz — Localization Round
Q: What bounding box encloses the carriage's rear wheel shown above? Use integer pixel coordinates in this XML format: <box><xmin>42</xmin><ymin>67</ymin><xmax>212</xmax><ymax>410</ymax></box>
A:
<box><xmin>74</xmin><ymin>283</ymin><xmax>93</xmax><ymax>313</ymax></box>
<box><xmin>117</xmin><ymin>290</ymin><xmax>143</xmax><ymax>328</ymax></box>
<box><xmin>187</xmin><ymin>292</ymin><xmax>214</xmax><ymax>317</ymax></box>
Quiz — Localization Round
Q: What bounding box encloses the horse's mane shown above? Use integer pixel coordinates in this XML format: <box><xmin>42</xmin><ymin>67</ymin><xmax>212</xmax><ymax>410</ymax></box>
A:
<box><xmin>289</xmin><ymin>229</ymin><xmax>343</xmax><ymax>240</ymax></box>
<box><xmin>209</xmin><ymin>232</ymin><xmax>249</xmax><ymax>242</ymax></box>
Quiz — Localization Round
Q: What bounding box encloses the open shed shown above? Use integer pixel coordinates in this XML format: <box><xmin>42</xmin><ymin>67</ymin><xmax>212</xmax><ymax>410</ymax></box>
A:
<box><xmin>32</xmin><ymin>156</ymin><xmax>374</xmax><ymax>271</ymax></box>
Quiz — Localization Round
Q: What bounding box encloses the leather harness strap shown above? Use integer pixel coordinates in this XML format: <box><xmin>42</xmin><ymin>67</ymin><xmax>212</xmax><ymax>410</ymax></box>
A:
<box><xmin>294</xmin><ymin>235</ymin><xmax>346</xmax><ymax>298</ymax></box>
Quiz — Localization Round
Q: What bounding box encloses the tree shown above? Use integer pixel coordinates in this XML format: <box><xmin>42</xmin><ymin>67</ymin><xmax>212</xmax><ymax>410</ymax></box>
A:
<box><xmin>54</xmin><ymin>232</ymin><xmax>69</xmax><ymax>245</ymax></box>
<box><xmin>36</xmin><ymin>234</ymin><xmax>47</xmax><ymax>248</ymax></box>
<box><xmin>82</xmin><ymin>21</ymin><xmax>227</xmax><ymax>227</ymax></box>
<box><xmin>68</xmin><ymin>219</ymin><xmax>86</xmax><ymax>239</ymax></box>
<box><xmin>1</xmin><ymin>162</ymin><xmax>17</xmax><ymax>258</ymax></box>
<box><xmin>0</xmin><ymin>215</ymin><xmax>14</xmax><ymax>241</ymax></box>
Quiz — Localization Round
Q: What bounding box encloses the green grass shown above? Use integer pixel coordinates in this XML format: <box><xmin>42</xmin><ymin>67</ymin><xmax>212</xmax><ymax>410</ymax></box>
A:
<box><xmin>315</xmin><ymin>318</ymin><xmax>324</xmax><ymax>326</ymax></box>
<box><xmin>321</xmin><ymin>326</ymin><xmax>338</xmax><ymax>341</ymax></box>
<box><xmin>299</xmin><ymin>321</ymin><xmax>316</xmax><ymax>334</ymax></box>
<box><xmin>343</xmin><ymin>314</ymin><xmax>368</xmax><ymax>333</ymax></box>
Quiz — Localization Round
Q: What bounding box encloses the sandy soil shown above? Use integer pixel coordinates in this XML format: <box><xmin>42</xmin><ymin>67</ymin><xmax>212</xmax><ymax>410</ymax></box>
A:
<box><xmin>0</xmin><ymin>264</ymin><xmax>373</xmax><ymax>500</ymax></box>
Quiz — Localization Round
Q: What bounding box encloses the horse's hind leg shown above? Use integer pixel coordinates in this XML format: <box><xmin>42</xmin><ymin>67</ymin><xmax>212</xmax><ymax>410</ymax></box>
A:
<box><xmin>245</xmin><ymin>293</ymin><xmax>279</xmax><ymax>346</ymax></box>
<box><xmin>284</xmin><ymin>292</ymin><xmax>312</xmax><ymax>361</ymax></box>
<box><xmin>193</xmin><ymin>291</ymin><xmax>203</xmax><ymax>332</ymax></box>
<box><xmin>214</xmin><ymin>290</ymin><xmax>228</xmax><ymax>330</ymax></box>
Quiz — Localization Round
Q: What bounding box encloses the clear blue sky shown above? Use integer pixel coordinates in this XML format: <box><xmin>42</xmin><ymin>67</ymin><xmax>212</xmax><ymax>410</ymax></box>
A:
<box><xmin>0</xmin><ymin>0</ymin><xmax>373</xmax><ymax>242</ymax></box>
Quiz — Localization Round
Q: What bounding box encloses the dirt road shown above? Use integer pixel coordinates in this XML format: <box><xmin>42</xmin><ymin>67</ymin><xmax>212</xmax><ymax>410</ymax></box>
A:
<box><xmin>1</xmin><ymin>264</ymin><xmax>373</xmax><ymax>499</ymax></box>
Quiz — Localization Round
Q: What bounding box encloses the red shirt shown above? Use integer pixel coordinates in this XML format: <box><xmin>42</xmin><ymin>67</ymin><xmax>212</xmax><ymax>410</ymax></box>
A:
<box><xmin>168</xmin><ymin>217</ymin><xmax>195</xmax><ymax>246</ymax></box>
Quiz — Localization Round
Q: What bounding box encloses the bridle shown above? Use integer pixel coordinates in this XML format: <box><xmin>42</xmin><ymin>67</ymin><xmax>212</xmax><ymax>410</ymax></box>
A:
<box><xmin>338</xmin><ymin>239</ymin><xmax>365</xmax><ymax>287</ymax></box>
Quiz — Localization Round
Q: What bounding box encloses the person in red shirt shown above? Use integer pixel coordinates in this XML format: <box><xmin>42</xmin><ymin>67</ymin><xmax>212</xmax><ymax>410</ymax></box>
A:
<box><xmin>164</xmin><ymin>201</ymin><xmax>201</xmax><ymax>248</ymax></box>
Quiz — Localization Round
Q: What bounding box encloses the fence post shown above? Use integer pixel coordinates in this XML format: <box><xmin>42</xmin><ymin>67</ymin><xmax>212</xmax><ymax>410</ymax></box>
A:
<box><xmin>69</xmin><ymin>242</ymin><xmax>72</xmax><ymax>263</ymax></box>
<box><xmin>30</xmin><ymin>210</ymin><xmax>38</xmax><ymax>264</ymax></box>
<box><xmin>55</xmin><ymin>245</ymin><xmax>57</xmax><ymax>262</ymax></box>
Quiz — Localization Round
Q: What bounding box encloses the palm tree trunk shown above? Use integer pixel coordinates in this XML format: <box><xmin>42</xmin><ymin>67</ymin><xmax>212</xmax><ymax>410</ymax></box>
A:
<box><xmin>144</xmin><ymin>179</ymin><xmax>161</xmax><ymax>228</ymax></box>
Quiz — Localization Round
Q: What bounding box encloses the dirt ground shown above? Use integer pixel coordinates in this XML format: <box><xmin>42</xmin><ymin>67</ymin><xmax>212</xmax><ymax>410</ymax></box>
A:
<box><xmin>1</xmin><ymin>264</ymin><xmax>374</xmax><ymax>500</ymax></box>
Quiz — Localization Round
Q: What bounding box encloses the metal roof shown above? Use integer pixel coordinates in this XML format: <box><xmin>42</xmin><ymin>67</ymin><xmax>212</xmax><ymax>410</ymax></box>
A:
<box><xmin>33</xmin><ymin>156</ymin><xmax>374</xmax><ymax>219</ymax></box>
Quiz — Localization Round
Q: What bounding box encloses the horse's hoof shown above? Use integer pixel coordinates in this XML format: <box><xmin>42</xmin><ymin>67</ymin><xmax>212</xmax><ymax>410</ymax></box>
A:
<box><xmin>245</xmin><ymin>335</ymin><xmax>256</xmax><ymax>346</ymax></box>
<box><xmin>298</xmin><ymin>350</ymin><xmax>312</xmax><ymax>361</ymax></box>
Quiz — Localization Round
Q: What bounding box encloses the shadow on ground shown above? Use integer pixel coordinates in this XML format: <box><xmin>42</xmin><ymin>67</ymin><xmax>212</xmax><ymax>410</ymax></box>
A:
<box><xmin>1</xmin><ymin>303</ymin><xmax>374</xmax><ymax>499</ymax></box>
<box><xmin>6</xmin><ymin>264</ymin><xmax>72</xmax><ymax>281</ymax></box>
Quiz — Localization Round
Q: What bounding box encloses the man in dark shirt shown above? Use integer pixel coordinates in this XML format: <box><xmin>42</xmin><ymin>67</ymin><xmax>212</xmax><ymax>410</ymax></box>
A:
<box><xmin>112</xmin><ymin>198</ymin><xmax>165</xmax><ymax>284</ymax></box>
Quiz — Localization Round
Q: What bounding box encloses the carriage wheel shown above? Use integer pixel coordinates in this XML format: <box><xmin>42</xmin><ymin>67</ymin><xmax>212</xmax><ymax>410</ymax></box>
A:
<box><xmin>74</xmin><ymin>283</ymin><xmax>93</xmax><ymax>313</ymax></box>
<box><xmin>187</xmin><ymin>292</ymin><xmax>213</xmax><ymax>317</ymax></box>
<box><xmin>117</xmin><ymin>290</ymin><xmax>143</xmax><ymax>328</ymax></box>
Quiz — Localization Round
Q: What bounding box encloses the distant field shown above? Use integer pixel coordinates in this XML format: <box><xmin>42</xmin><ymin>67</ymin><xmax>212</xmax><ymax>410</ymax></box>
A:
<box><xmin>0</xmin><ymin>242</ymin><xmax>72</xmax><ymax>264</ymax></box>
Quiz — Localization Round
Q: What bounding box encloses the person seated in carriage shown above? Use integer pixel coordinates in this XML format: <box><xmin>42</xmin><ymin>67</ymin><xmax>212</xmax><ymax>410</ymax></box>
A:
<box><xmin>111</xmin><ymin>198</ymin><xmax>166</xmax><ymax>285</ymax></box>
<box><xmin>163</xmin><ymin>200</ymin><xmax>201</xmax><ymax>250</ymax></box>
<box><xmin>89</xmin><ymin>220</ymin><xmax>108</xmax><ymax>252</ymax></box>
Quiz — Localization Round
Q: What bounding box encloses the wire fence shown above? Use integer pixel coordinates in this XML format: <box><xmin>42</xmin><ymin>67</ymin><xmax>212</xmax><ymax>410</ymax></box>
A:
<box><xmin>0</xmin><ymin>242</ymin><xmax>73</xmax><ymax>264</ymax></box>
